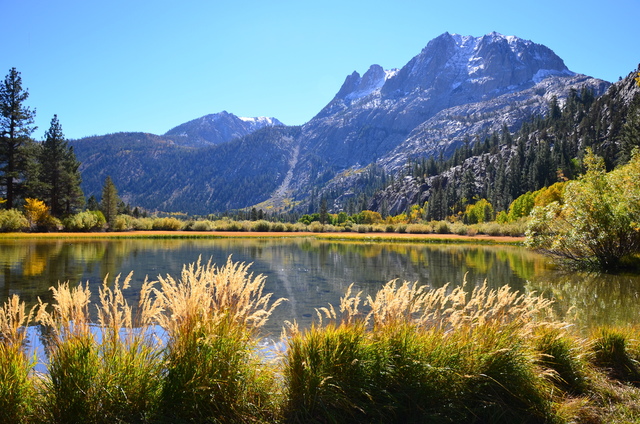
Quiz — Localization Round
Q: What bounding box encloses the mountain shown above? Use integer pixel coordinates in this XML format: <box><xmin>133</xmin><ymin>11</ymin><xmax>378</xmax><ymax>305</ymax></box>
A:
<box><xmin>71</xmin><ymin>32</ymin><xmax>612</xmax><ymax>215</ymax></box>
<box><xmin>368</xmin><ymin>70</ymin><xmax>640</xmax><ymax>218</ymax></box>
<box><xmin>289</xmin><ymin>33</ymin><xmax>608</xmax><ymax>201</ymax></box>
<box><xmin>164</xmin><ymin>111</ymin><xmax>285</xmax><ymax>147</ymax></box>
<box><xmin>72</xmin><ymin>127</ymin><xmax>300</xmax><ymax>214</ymax></box>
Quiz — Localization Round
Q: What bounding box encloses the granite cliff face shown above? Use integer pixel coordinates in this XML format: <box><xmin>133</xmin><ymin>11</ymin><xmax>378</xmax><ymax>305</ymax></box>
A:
<box><xmin>285</xmin><ymin>32</ymin><xmax>608</xmax><ymax>208</ymax></box>
<box><xmin>72</xmin><ymin>32</ymin><xmax>611</xmax><ymax>214</ymax></box>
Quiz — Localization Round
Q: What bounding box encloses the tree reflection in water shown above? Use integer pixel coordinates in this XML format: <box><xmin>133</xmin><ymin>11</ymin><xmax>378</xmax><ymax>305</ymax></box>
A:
<box><xmin>1</xmin><ymin>238</ymin><xmax>637</xmax><ymax>333</ymax></box>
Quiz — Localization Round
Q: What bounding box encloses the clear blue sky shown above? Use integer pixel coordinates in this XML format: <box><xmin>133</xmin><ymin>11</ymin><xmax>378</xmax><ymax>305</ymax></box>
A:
<box><xmin>2</xmin><ymin>0</ymin><xmax>639</xmax><ymax>140</ymax></box>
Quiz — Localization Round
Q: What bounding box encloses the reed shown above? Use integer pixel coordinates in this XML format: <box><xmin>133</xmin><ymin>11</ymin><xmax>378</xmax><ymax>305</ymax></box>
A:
<box><xmin>282</xmin><ymin>280</ymin><xmax>560</xmax><ymax>423</ymax></box>
<box><xmin>36</xmin><ymin>273</ymin><xmax>163</xmax><ymax>423</ymax></box>
<box><xmin>153</xmin><ymin>256</ymin><xmax>285</xmax><ymax>422</ymax></box>
<box><xmin>591</xmin><ymin>327</ymin><xmax>640</xmax><ymax>384</ymax></box>
<box><xmin>36</xmin><ymin>281</ymin><xmax>99</xmax><ymax>423</ymax></box>
<box><xmin>0</xmin><ymin>295</ymin><xmax>37</xmax><ymax>423</ymax></box>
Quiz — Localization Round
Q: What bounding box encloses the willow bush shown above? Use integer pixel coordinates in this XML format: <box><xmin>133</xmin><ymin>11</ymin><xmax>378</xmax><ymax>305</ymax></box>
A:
<box><xmin>526</xmin><ymin>149</ymin><xmax>640</xmax><ymax>270</ymax></box>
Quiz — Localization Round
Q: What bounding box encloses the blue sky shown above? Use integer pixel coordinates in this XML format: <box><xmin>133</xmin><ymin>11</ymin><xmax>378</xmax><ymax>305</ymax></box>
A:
<box><xmin>2</xmin><ymin>0</ymin><xmax>638</xmax><ymax>140</ymax></box>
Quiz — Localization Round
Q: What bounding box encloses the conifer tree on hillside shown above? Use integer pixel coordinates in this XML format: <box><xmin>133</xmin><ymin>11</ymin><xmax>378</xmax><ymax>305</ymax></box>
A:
<box><xmin>100</xmin><ymin>176</ymin><xmax>120</xmax><ymax>230</ymax></box>
<box><xmin>0</xmin><ymin>68</ymin><xmax>36</xmax><ymax>208</ymax></box>
<box><xmin>38</xmin><ymin>115</ymin><xmax>84</xmax><ymax>216</ymax></box>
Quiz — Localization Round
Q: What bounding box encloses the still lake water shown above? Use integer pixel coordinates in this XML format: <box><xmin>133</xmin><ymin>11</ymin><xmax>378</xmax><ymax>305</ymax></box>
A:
<box><xmin>1</xmin><ymin>237</ymin><xmax>639</xmax><ymax>335</ymax></box>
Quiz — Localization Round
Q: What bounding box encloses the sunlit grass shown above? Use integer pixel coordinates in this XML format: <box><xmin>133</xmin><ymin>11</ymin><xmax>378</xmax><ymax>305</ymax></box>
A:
<box><xmin>153</xmin><ymin>257</ymin><xmax>285</xmax><ymax>422</ymax></box>
<box><xmin>3</xmin><ymin>258</ymin><xmax>640</xmax><ymax>422</ymax></box>
<box><xmin>282</xmin><ymin>280</ymin><xmax>560</xmax><ymax>423</ymax></box>
<box><xmin>0</xmin><ymin>295</ymin><xmax>37</xmax><ymax>423</ymax></box>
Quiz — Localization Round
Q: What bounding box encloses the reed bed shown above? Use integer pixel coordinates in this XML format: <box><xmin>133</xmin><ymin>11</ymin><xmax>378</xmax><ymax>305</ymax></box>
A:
<box><xmin>0</xmin><ymin>295</ymin><xmax>37</xmax><ymax>423</ymax></box>
<box><xmin>284</xmin><ymin>280</ymin><xmax>561</xmax><ymax>423</ymax></box>
<box><xmin>1</xmin><ymin>258</ymin><xmax>640</xmax><ymax>423</ymax></box>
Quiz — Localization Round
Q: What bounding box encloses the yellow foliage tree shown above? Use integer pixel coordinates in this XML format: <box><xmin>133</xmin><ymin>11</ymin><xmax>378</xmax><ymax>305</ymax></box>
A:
<box><xmin>24</xmin><ymin>198</ymin><xmax>51</xmax><ymax>228</ymax></box>
<box><xmin>360</xmin><ymin>210</ymin><xmax>383</xmax><ymax>224</ymax></box>
<box><xmin>533</xmin><ymin>182</ymin><xmax>567</xmax><ymax>207</ymax></box>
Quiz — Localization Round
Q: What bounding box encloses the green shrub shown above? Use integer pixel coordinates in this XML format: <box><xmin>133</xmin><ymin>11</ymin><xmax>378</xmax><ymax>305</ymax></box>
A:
<box><xmin>371</xmin><ymin>224</ymin><xmax>386</xmax><ymax>233</ymax></box>
<box><xmin>435</xmin><ymin>221</ymin><xmax>450</xmax><ymax>234</ymax></box>
<box><xmin>451</xmin><ymin>222</ymin><xmax>469</xmax><ymax>235</ymax></box>
<box><xmin>113</xmin><ymin>214</ymin><xmax>135</xmax><ymax>231</ymax></box>
<box><xmin>406</xmin><ymin>223</ymin><xmax>429</xmax><ymax>234</ymax></box>
<box><xmin>478</xmin><ymin>221</ymin><xmax>503</xmax><ymax>236</ymax></box>
<box><xmin>63</xmin><ymin>211</ymin><xmax>105</xmax><ymax>232</ymax></box>
<box><xmin>526</xmin><ymin>150</ymin><xmax>640</xmax><ymax>270</ymax></box>
<box><xmin>151</xmin><ymin>217</ymin><xmax>183</xmax><ymax>231</ymax></box>
<box><xmin>191</xmin><ymin>220</ymin><xmax>214</xmax><ymax>231</ymax></box>
<box><xmin>252</xmin><ymin>220</ymin><xmax>271</xmax><ymax>232</ymax></box>
<box><xmin>131</xmin><ymin>217</ymin><xmax>154</xmax><ymax>230</ymax></box>
<box><xmin>270</xmin><ymin>222</ymin><xmax>285</xmax><ymax>232</ymax></box>
<box><xmin>0</xmin><ymin>209</ymin><xmax>29</xmax><ymax>232</ymax></box>
<box><xmin>309</xmin><ymin>222</ymin><xmax>325</xmax><ymax>232</ymax></box>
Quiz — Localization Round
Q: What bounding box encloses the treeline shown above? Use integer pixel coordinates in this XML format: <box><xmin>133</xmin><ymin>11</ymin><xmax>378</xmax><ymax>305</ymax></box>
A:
<box><xmin>0</xmin><ymin>68</ymin><xmax>84</xmax><ymax>217</ymax></box>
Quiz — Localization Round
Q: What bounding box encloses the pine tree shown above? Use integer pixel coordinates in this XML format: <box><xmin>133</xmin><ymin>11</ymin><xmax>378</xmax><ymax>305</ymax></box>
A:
<box><xmin>619</xmin><ymin>95</ymin><xmax>640</xmax><ymax>164</ymax></box>
<box><xmin>87</xmin><ymin>195</ymin><xmax>99</xmax><ymax>211</ymax></box>
<box><xmin>100</xmin><ymin>176</ymin><xmax>120</xmax><ymax>230</ymax></box>
<box><xmin>38</xmin><ymin>115</ymin><xmax>84</xmax><ymax>216</ymax></box>
<box><xmin>319</xmin><ymin>198</ymin><xmax>329</xmax><ymax>224</ymax></box>
<box><xmin>0</xmin><ymin>68</ymin><xmax>36</xmax><ymax>208</ymax></box>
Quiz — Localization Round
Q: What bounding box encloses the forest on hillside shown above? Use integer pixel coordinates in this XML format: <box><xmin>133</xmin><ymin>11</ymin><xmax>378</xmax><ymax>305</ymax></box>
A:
<box><xmin>312</xmin><ymin>71</ymin><xmax>640</xmax><ymax>222</ymax></box>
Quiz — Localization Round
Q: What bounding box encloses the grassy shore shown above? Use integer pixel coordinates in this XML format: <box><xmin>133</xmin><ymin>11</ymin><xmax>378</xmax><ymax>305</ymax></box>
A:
<box><xmin>0</xmin><ymin>230</ymin><xmax>525</xmax><ymax>245</ymax></box>
<box><xmin>2</xmin><ymin>258</ymin><xmax>640</xmax><ymax>423</ymax></box>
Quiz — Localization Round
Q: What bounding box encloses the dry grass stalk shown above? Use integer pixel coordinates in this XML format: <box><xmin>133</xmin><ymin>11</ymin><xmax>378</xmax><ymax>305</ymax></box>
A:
<box><xmin>0</xmin><ymin>295</ymin><xmax>35</xmax><ymax>347</ymax></box>
<box><xmin>362</xmin><ymin>277</ymin><xmax>556</xmax><ymax>332</ymax></box>
<box><xmin>36</xmin><ymin>281</ymin><xmax>92</xmax><ymax>340</ymax></box>
<box><xmin>154</xmin><ymin>256</ymin><xmax>286</xmax><ymax>333</ymax></box>
<box><xmin>97</xmin><ymin>272</ymin><xmax>133</xmax><ymax>332</ymax></box>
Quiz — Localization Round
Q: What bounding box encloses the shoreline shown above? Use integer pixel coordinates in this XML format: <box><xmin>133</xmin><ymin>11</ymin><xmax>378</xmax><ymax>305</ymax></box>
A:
<box><xmin>0</xmin><ymin>230</ymin><xmax>525</xmax><ymax>244</ymax></box>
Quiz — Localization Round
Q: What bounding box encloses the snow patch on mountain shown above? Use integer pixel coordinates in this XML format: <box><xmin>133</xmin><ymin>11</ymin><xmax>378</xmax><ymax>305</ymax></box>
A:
<box><xmin>533</xmin><ymin>68</ymin><xmax>575</xmax><ymax>83</ymax></box>
<box><xmin>238</xmin><ymin>116</ymin><xmax>284</xmax><ymax>126</ymax></box>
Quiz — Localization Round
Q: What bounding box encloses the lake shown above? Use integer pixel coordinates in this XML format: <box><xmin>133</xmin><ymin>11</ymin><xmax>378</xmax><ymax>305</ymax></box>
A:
<box><xmin>1</xmin><ymin>237</ymin><xmax>639</xmax><ymax>335</ymax></box>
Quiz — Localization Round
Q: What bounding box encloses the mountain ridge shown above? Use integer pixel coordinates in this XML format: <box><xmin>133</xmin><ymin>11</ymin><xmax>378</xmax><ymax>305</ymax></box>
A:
<box><xmin>70</xmin><ymin>32</ymin><xmax>613</xmax><ymax>215</ymax></box>
<box><xmin>164</xmin><ymin>110</ymin><xmax>285</xmax><ymax>147</ymax></box>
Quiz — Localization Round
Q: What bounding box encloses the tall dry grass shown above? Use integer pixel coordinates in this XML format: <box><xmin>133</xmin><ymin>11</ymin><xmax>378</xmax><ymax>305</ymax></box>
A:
<box><xmin>153</xmin><ymin>256</ymin><xmax>286</xmax><ymax>422</ymax></box>
<box><xmin>4</xmin><ymin>257</ymin><xmax>640</xmax><ymax>423</ymax></box>
<box><xmin>0</xmin><ymin>295</ymin><xmax>37</xmax><ymax>423</ymax></box>
<box><xmin>283</xmin><ymin>279</ymin><xmax>561</xmax><ymax>423</ymax></box>
<box><xmin>36</xmin><ymin>273</ymin><xmax>163</xmax><ymax>423</ymax></box>
<box><xmin>36</xmin><ymin>281</ymin><xmax>97</xmax><ymax>423</ymax></box>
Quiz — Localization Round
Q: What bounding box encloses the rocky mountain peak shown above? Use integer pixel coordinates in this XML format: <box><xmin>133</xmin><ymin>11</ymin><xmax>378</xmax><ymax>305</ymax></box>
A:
<box><xmin>383</xmin><ymin>32</ymin><xmax>573</xmax><ymax>100</ymax></box>
<box><xmin>335</xmin><ymin>64</ymin><xmax>398</xmax><ymax>102</ymax></box>
<box><xmin>164</xmin><ymin>110</ymin><xmax>284</xmax><ymax>147</ymax></box>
